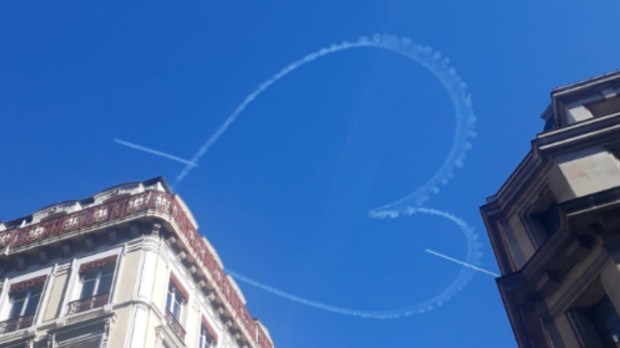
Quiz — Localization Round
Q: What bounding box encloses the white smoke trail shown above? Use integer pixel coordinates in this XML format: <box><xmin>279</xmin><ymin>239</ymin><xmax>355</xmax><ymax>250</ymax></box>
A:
<box><xmin>229</xmin><ymin>207</ymin><xmax>485</xmax><ymax>319</ymax></box>
<box><xmin>116</xmin><ymin>34</ymin><xmax>482</xmax><ymax>319</ymax></box>
<box><xmin>114</xmin><ymin>139</ymin><xmax>198</xmax><ymax>167</ymax></box>
<box><xmin>173</xmin><ymin>34</ymin><xmax>476</xmax><ymax>195</ymax></box>
<box><xmin>425</xmin><ymin>249</ymin><xmax>498</xmax><ymax>277</ymax></box>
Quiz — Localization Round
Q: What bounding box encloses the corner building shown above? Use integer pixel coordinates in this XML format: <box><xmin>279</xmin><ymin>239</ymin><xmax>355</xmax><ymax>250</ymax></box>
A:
<box><xmin>481</xmin><ymin>71</ymin><xmax>620</xmax><ymax>347</ymax></box>
<box><xmin>0</xmin><ymin>177</ymin><xmax>274</xmax><ymax>348</ymax></box>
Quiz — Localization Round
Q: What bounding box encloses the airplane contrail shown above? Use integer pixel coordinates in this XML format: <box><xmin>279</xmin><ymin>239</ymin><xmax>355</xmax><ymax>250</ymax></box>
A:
<box><xmin>114</xmin><ymin>139</ymin><xmax>198</xmax><ymax>167</ymax></box>
<box><xmin>226</xmin><ymin>207</ymin><xmax>484</xmax><ymax>319</ymax></box>
<box><xmin>425</xmin><ymin>249</ymin><xmax>498</xmax><ymax>277</ymax></box>
<box><xmin>172</xmin><ymin>34</ymin><xmax>476</xmax><ymax>193</ymax></box>
<box><xmin>112</xmin><ymin>35</ymin><xmax>483</xmax><ymax>318</ymax></box>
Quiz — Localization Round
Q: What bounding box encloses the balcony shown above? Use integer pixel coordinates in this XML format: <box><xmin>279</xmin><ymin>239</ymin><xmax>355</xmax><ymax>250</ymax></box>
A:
<box><xmin>165</xmin><ymin>310</ymin><xmax>186</xmax><ymax>342</ymax></box>
<box><xmin>0</xmin><ymin>314</ymin><xmax>34</xmax><ymax>334</ymax></box>
<box><xmin>67</xmin><ymin>293</ymin><xmax>109</xmax><ymax>315</ymax></box>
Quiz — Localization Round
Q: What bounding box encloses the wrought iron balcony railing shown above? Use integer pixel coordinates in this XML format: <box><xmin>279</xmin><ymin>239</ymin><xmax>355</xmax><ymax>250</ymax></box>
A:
<box><xmin>0</xmin><ymin>314</ymin><xmax>34</xmax><ymax>334</ymax></box>
<box><xmin>67</xmin><ymin>293</ymin><xmax>109</xmax><ymax>315</ymax></box>
<box><xmin>165</xmin><ymin>310</ymin><xmax>186</xmax><ymax>342</ymax></box>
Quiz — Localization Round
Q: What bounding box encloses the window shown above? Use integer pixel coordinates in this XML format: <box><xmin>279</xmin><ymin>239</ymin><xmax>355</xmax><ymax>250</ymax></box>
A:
<box><xmin>68</xmin><ymin>255</ymin><xmax>117</xmax><ymax>314</ymax></box>
<box><xmin>588</xmin><ymin>296</ymin><xmax>620</xmax><ymax>347</ymax></box>
<box><xmin>531</xmin><ymin>203</ymin><xmax>560</xmax><ymax>237</ymax></box>
<box><xmin>0</xmin><ymin>276</ymin><xmax>46</xmax><ymax>334</ymax></box>
<box><xmin>79</xmin><ymin>263</ymin><xmax>114</xmax><ymax>300</ymax></box>
<box><xmin>165</xmin><ymin>274</ymin><xmax>188</xmax><ymax>341</ymax></box>
<box><xmin>54</xmin><ymin>321</ymin><xmax>106</xmax><ymax>347</ymax></box>
<box><xmin>527</xmin><ymin>195</ymin><xmax>561</xmax><ymax>247</ymax></box>
<box><xmin>166</xmin><ymin>283</ymin><xmax>185</xmax><ymax>319</ymax></box>
<box><xmin>586</xmin><ymin>96</ymin><xmax>620</xmax><ymax>118</ymax></box>
<box><xmin>199</xmin><ymin>318</ymin><xmax>218</xmax><ymax>348</ymax></box>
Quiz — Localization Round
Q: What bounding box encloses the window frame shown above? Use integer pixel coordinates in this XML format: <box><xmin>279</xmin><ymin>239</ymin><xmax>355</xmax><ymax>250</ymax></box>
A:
<box><xmin>61</xmin><ymin>249</ymin><xmax>122</xmax><ymax>317</ymax></box>
<box><xmin>8</xmin><ymin>284</ymin><xmax>44</xmax><ymax>320</ymax></box>
<box><xmin>78</xmin><ymin>262</ymin><xmax>115</xmax><ymax>300</ymax></box>
<box><xmin>166</xmin><ymin>284</ymin><xmax>185</xmax><ymax>320</ymax></box>
<box><xmin>199</xmin><ymin>316</ymin><xmax>218</xmax><ymax>348</ymax></box>
<box><xmin>0</xmin><ymin>269</ymin><xmax>51</xmax><ymax>333</ymax></box>
<box><xmin>163</xmin><ymin>273</ymin><xmax>189</xmax><ymax>342</ymax></box>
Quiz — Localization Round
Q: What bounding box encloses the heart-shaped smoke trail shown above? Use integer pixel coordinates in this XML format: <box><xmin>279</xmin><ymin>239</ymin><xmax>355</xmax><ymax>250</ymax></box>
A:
<box><xmin>124</xmin><ymin>34</ymin><xmax>484</xmax><ymax>318</ymax></box>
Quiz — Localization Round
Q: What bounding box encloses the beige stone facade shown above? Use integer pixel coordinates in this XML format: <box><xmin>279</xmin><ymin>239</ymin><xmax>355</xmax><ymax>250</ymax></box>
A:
<box><xmin>481</xmin><ymin>71</ymin><xmax>620</xmax><ymax>347</ymax></box>
<box><xmin>0</xmin><ymin>178</ymin><xmax>274</xmax><ymax>348</ymax></box>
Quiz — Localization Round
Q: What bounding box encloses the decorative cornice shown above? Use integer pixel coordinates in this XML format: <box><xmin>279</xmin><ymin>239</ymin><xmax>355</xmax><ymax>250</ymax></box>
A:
<box><xmin>79</xmin><ymin>255</ymin><xmax>117</xmax><ymax>274</ymax></box>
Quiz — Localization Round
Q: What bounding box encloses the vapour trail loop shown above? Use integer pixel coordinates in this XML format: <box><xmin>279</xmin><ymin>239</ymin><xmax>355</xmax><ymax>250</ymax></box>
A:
<box><xmin>114</xmin><ymin>139</ymin><xmax>198</xmax><ymax>167</ymax></box>
<box><xmin>173</xmin><ymin>34</ymin><xmax>476</xmax><ymax>204</ymax></box>
<box><xmin>116</xmin><ymin>34</ymin><xmax>483</xmax><ymax>318</ymax></box>
<box><xmin>228</xmin><ymin>208</ymin><xmax>484</xmax><ymax>319</ymax></box>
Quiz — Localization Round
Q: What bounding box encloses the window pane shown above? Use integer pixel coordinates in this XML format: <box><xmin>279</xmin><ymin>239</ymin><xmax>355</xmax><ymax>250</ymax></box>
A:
<box><xmin>24</xmin><ymin>293</ymin><xmax>40</xmax><ymax>315</ymax></box>
<box><xmin>200</xmin><ymin>326</ymin><xmax>215</xmax><ymax>347</ymax></box>
<box><xmin>175</xmin><ymin>291</ymin><xmax>184</xmax><ymax>304</ymax></box>
<box><xmin>97</xmin><ymin>274</ymin><xmax>113</xmax><ymax>295</ymax></box>
<box><xmin>9</xmin><ymin>298</ymin><xmax>25</xmax><ymax>319</ymax></box>
<box><xmin>172</xmin><ymin>301</ymin><xmax>180</xmax><ymax>318</ymax></box>
<box><xmin>166</xmin><ymin>290</ymin><xmax>173</xmax><ymax>312</ymax></box>
<box><xmin>82</xmin><ymin>270</ymin><xmax>98</xmax><ymax>281</ymax></box>
<box><xmin>80</xmin><ymin>279</ymin><xmax>96</xmax><ymax>299</ymax></box>
<box><xmin>11</xmin><ymin>290</ymin><xmax>28</xmax><ymax>301</ymax></box>
<box><xmin>101</xmin><ymin>263</ymin><xmax>115</xmax><ymax>276</ymax></box>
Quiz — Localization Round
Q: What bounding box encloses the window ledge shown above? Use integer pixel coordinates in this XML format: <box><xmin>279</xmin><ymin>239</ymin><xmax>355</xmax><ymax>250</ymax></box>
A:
<box><xmin>56</xmin><ymin>303</ymin><xmax>114</xmax><ymax>329</ymax></box>
<box><xmin>0</xmin><ymin>325</ymin><xmax>36</xmax><ymax>346</ymax></box>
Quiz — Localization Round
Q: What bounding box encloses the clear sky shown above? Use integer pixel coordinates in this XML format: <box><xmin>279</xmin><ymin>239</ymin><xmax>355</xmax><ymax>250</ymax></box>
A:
<box><xmin>1</xmin><ymin>1</ymin><xmax>619</xmax><ymax>347</ymax></box>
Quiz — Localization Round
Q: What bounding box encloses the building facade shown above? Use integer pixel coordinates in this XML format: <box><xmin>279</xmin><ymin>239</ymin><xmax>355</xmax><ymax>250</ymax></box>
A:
<box><xmin>0</xmin><ymin>177</ymin><xmax>274</xmax><ymax>348</ymax></box>
<box><xmin>481</xmin><ymin>71</ymin><xmax>620</xmax><ymax>347</ymax></box>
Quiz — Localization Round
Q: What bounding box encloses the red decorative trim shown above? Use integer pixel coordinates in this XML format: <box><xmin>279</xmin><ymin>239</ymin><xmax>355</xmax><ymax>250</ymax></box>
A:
<box><xmin>169</xmin><ymin>273</ymin><xmax>189</xmax><ymax>302</ymax></box>
<box><xmin>79</xmin><ymin>255</ymin><xmax>117</xmax><ymax>274</ymax></box>
<box><xmin>201</xmin><ymin>316</ymin><xmax>219</xmax><ymax>344</ymax></box>
<box><xmin>9</xmin><ymin>275</ymin><xmax>47</xmax><ymax>295</ymax></box>
<box><xmin>0</xmin><ymin>190</ymin><xmax>274</xmax><ymax>348</ymax></box>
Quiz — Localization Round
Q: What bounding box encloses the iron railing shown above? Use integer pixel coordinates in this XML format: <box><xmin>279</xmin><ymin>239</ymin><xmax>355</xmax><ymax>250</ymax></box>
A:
<box><xmin>165</xmin><ymin>310</ymin><xmax>186</xmax><ymax>342</ymax></box>
<box><xmin>0</xmin><ymin>314</ymin><xmax>34</xmax><ymax>334</ymax></box>
<box><xmin>67</xmin><ymin>293</ymin><xmax>109</xmax><ymax>315</ymax></box>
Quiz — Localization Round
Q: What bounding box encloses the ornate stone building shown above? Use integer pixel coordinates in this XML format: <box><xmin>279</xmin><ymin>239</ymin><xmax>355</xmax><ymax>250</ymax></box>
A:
<box><xmin>0</xmin><ymin>177</ymin><xmax>274</xmax><ymax>348</ymax></box>
<box><xmin>481</xmin><ymin>70</ymin><xmax>620</xmax><ymax>347</ymax></box>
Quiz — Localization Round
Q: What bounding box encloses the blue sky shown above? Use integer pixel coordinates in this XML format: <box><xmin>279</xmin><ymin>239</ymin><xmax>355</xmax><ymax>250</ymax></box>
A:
<box><xmin>2</xmin><ymin>1</ymin><xmax>619</xmax><ymax>347</ymax></box>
